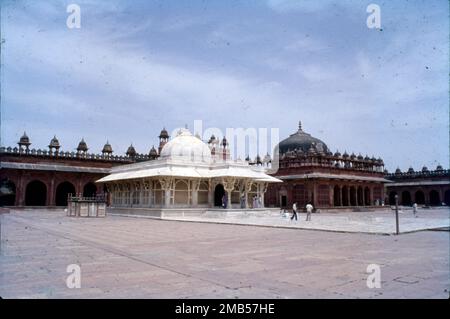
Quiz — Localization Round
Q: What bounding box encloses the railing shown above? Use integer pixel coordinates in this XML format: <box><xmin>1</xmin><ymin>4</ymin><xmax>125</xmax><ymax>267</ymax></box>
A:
<box><xmin>67</xmin><ymin>194</ymin><xmax>107</xmax><ymax>217</ymax></box>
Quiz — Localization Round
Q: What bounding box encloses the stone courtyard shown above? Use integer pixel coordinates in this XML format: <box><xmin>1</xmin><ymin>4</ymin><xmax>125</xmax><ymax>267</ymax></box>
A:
<box><xmin>160</xmin><ymin>207</ymin><xmax>450</xmax><ymax>235</ymax></box>
<box><xmin>0</xmin><ymin>209</ymin><xmax>448</xmax><ymax>298</ymax></box>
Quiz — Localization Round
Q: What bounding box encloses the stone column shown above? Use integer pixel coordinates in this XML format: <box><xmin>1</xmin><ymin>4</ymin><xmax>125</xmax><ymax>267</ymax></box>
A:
<box><xmin>255</xmin><ymin>183</ymin><xmax>260</xmax><ymax>208</ymax></box>
<box><xmin>48</xmin><ymin>174</ymin><xmax>55</xmax><ymax>206</ymax></box>
<box><xmin>339</xmin><ymin>186</ymin><xmax>343</xmax><ymax>206</ymax></box>
<box><xmin>17</xmin><ymin>172</ymin><xmax>25</xmax><ymax>206</ymax></box>
<box><xmin>137</xmin><ymin>182</ymin><xmax>143</xmax><ymax>207</ymax></box>
<box><xmin>129</xmin><ymin>189</ymin><xmax>134</xmax><ymax>207</ymax></box>
<box><xmin>164</xmin><ymin>190</ymin><xmax>170</xmax><ymax>207</ymax></box>
<box><xmin>287</xmin><ymin>183</ymin><xmax>293</xmax><ymax>208</ymax></box>
<box><xmin>191</xmin><ymin>180</ymin><xmax>200</xmax><ymax>207</ymax></box>
<box><xmin>245</xmin><ymin>180</ymin><xmax>253</xmax><ymax>209</ymax></box>
<box><xmin>259</xmin><ymin>182</ymin><xmax>268</xmax><ymax>208</ymax></box>
<box><xmin>223</xmin><ymin>178</ymin><xmax>236</xmax><ymax>209</ymax></box>
<box><xmin>145</xmin><ymin>181</ymin><xmax>152</xmax><ymax>207</ymax></box>
<box><xmin>424</xmin><ymin>189</ymin><xmax>430</xmax><ymax>206</ymax></box>
<box><xmin>120</xmin><ymin>183</ymin><xmax>125</xmax><ymax>206</ymax></box>
<box><xmin>76</xmin><ymin>174</ymin><xmax>83</xmax><ymax>196</ymax></box>
<box><xmin>208</xmin><ymin>187</ymin><xmax>213</xmax><ymax>207</ymax></box>
<box><xmin>370</xmin><ymin>186</ymin><xmax>374</xmax><ymax>206</ymax></box>
<box><xmin>227</xmin><ymin>190</ymin><xmax>232</xmax><ymax>208</ymax></box>
<box><xmin>361</xmin><ymin>187</ymin><xmax>365</xmax><ymax>206</ymax></box>
<box><xmin>329</xmin><ymin>185</ymin><xmax>334</xmax><ymax>207</ymax></box>
<box><xmin>312</xmin><ymin>182</ymin><xmax>318</xmax><ymax>208</ymax></box>
<box><xmin>159</xmin><ymin>178</ymin><xmax>173</xmax><ymax>208</ymax></box>
<box><xmin>124</xmin><ymin>183</ymin><xmax>129</xmax><ymax>207</ymax></box>
<box><xmin>238</xmin><ymin>180</ymin><xmax>245</xmax><ymax>209</ymax></box>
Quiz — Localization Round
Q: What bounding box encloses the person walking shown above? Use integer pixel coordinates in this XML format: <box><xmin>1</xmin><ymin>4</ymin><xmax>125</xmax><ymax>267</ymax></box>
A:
<box><xmin>305</xmin><ymin>203</ymin><xmax>313</xmax><ymax>221</ymax></box>
<box><xmin>291</xmin><ymin>202</ymin><xmax>298</xmax><ymax>221</ymax></box>
<box><xmin>412</xmin><ymin>202</ymin><xmax>418</xmax><ymax>218</ymax></box>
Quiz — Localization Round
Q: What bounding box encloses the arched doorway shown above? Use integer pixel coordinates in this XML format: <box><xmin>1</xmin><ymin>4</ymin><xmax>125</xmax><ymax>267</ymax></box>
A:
<box><xmin>0</xmin><ymin>180</ymin><xmax>16</xmax><ymax>206</ymax></box>
<box><xmin>389</xmin><ymin>191</ymin><xmax>397</xmax><ymax>205</ymax></box>
<box><xmin>445</xmin><ymin>190</ymin><xmax>450</xmax><ymax>206</ymax></box>
<box><xmin>278</xmin><ymin>188</ymin><xmax>287</xmax><ymax>208</ymax></box>
<box><xmin>55</xmin><ymin>182</ymin><xmax>76</xmax><ymax>206</ymax></box>
<box><xmin>357</xmin><ymin>186</ymin><xmax>363</xmax><ymax>206</ymax></box>
<box><xmin>333</xmin><ymin>185</ymin><xmax>341</xmax><ymax>206</ymax></box>
<box><xmin>25</xmin><ymin>180</ymin><xmax>47</xmax><ymax>206</ymax></box>
<box><xmin>429</xmin><ymin>190</ymin><xmax>440</xmax><ymax>206</ymax></box>
<box><xmin>350</xmin><ymin>186</ymin><xmax>356</xmax><ymax>206</ymax></box>
<box><xmin>174</xmin><ymin>180</ymin><xmax>189</xmax><ymax>206</ymax></box>
<box><xmin>364</xmin><ymin>187</ymin><xmax>370</xmax><ymax>206</ymax></box>
<box><xmin>342</xmin><ymin>186</ymin><xmax>349</xmax><ymax>206</ymax></box>
<box><xmin>214</xmin><ymin>184</ymin><xmax>225</xmax><ymax>207</ymax></box>
<box><xmin>415</xmin><ymin>190</ymin><xmax>425</xmax><ymax>205</ymax></box>
<box><xmin>83</xmin><ymin>182</ymin><xmax>97</xmax><ymax>197</ymax></box>
<box><xmin>401</xmin><ymin>191</ymin><xmax>412</xmax><ymax>206</ymax></box>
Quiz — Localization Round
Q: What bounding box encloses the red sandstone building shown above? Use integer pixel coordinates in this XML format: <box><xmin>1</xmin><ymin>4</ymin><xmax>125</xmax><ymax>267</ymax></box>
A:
<box><xmin>385</xmin><ymin>166</ymin><xmax>450</xmax><ymax>206</ymax></box>
<box><xmin>0</xmin><ymin>132</ymin><xmax>164</xmax><ymax>207</ymax></box>
<box><xmin>265</xmin><ymin>122</ymin><xmax>389</xmax><ymax>209</ymax></box>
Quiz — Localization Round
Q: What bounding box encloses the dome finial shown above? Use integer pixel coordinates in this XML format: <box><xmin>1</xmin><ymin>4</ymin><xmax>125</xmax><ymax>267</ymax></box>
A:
<box><xmin>298</xmin><ymin>121</ymin><xmax>302</xmax><ymax>131</ymax></box>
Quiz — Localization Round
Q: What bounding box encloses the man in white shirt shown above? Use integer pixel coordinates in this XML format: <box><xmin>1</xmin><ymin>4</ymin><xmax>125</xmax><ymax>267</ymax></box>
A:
<box><xmin>305</xmin><ymin>203</ymin><xmax>313</xmax><ymax>221</ymax></box>
<box><xmin>291</xmin><ymin>202</ymin><xmax>298</xmax><ymax>221</ymax></box>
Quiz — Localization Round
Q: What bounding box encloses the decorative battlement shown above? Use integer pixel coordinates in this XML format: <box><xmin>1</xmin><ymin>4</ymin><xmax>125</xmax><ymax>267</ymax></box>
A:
<box><xmin>277</xmin><ymin>152</ymin><xmax>385</xmax><ymax>174</ymax></box>
<box><xmin>3</xmin><ymin>129</ymin><xmax>176</xmax><ymax>164</ymax></box>
<box><xmin>0</xmin><ymin>146</ymin><xmax>142</xmax><ymax>163</ymax></box>
<box><xmin>385</xmin><ymin>166</ymin><xmax>449</xmax><ymax>180</ymax></box>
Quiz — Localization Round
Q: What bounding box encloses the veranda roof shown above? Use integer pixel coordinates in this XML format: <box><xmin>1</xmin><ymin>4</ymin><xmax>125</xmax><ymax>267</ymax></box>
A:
<box><xmin>96</xmin><ymin>163</ymin><xmax>282</xmax><ymax>183</ymax></box>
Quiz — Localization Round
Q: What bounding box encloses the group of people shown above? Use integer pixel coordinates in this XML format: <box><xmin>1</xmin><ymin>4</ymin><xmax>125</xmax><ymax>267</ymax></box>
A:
<box><xmin>282</xmin><ymin>202</ymin><xmax>314</xmax><ymax>221</ymax></box>
<box><xmin>252</xmin><ymin>195</ymin><xmax>263</xmax><ymax>208</ymax></box>
<box><xmin>222</xmin><ymin>194</ymin><xmax>263</xmax><ymax>209</ymax></box>
<box><xmin>283</xmin><ymin>202</ymin><xmax>420</xmax><ymax>220</ymax></box>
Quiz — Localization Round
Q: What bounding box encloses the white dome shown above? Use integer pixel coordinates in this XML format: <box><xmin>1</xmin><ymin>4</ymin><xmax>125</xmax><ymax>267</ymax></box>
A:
<box><xmin>159</xmin><ymin>128</ymin><xmax>212</xmax><ymax>163</ymax></box>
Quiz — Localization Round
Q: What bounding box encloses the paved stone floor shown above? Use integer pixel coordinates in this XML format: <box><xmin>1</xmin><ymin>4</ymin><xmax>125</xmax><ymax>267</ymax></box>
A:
<box><xmin>0</xmin><ymin>209</ymin><xmax>448</xmax><ymax>299</ymax></box>
<box><xmin>162</xmin><ymin>207</ymin><xmax>450</xmax><ymax>234</ymax></box>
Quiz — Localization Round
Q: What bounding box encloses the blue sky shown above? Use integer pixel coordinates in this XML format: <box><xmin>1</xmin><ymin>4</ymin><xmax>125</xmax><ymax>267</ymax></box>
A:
<box><xmin>1</xmin><ymin>0</ymin><xmax>448</xmax><ymax>171</ymax></box>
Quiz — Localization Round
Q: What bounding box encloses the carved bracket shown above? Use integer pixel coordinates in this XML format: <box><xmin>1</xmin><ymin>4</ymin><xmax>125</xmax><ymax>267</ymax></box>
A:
<box><xmin>159</xmin><ymin>177</ymin><xmax>173</xmax><ymax>191</ymax></box>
